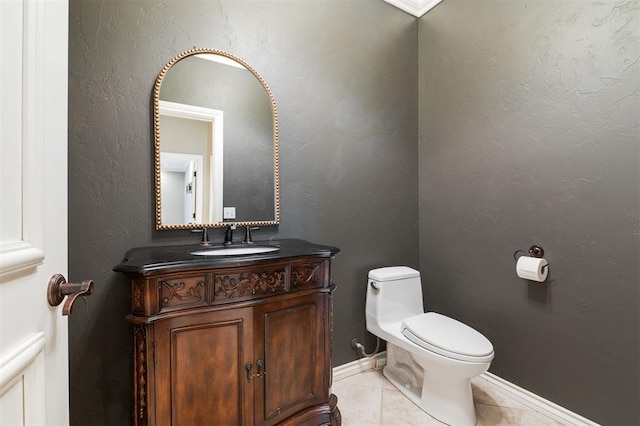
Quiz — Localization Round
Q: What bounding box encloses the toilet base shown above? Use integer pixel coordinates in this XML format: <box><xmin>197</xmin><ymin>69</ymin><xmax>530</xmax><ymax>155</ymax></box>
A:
<box><xmin>383</xmin><ymin>343</ymin><xmax>480</xmax><ymax>426</ymax></box>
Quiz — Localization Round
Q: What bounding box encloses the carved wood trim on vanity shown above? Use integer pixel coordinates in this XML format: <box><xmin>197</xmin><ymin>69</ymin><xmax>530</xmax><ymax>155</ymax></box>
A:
<box><xmin>130</xmin><ymin>259</ymin><xmax>330</xmax><ymax>318</ymax></box>
<box><xmin>214</xmin><ymin>268</ymin><xmax>287</xmax><ymax>299</ymax></box>
<box><xmin>133</xmin><ymin>325</ymin><xmax>148</xmax><ymax>423</ymax></box>
<box><xmin>159</xmin><ymin>276</ymin><xmax>207</xmax><ymax>312</ymax></box>
<box><xmin>133</xmin><ymin>281</ymin><xmax>145</xmax><ymax>313</ymax></box>
<box><xmin>291</xmin><ymin>262</ymin><xmax>322</xmax><ymax>288</ymax></box>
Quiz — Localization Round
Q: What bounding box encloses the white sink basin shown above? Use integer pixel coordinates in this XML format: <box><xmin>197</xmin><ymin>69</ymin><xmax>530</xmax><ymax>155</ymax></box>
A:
<box><xmin>191</xmin><ymin>246</ymin><xmax>279</xmax><ymax>256</ymax></box>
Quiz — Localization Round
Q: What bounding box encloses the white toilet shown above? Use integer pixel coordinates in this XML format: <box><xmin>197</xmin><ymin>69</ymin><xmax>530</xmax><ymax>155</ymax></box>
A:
<box><xmin>365</xmin><ymin>266</ymin><xmax>494</xmax><ymax>426</ymax></box>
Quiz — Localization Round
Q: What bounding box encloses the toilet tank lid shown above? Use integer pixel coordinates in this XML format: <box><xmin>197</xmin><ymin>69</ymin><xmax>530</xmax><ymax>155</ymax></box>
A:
<box><xmin>369</xmin><ymin>266</ymin><xmax>420</xmax><ymax>282</ymax></box>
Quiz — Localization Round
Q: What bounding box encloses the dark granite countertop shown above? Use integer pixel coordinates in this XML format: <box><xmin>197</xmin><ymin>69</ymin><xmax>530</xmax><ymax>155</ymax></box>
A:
<box><xmin>113</xmin><ymin>238</ymin><xmax>340</xmax><ymax>275</ymax></box>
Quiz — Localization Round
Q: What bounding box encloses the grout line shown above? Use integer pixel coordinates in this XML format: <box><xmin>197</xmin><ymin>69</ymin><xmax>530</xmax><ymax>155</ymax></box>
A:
<box><xmin>378</xmin><ymin>387</ymin><xmax>382</xmax><ymax>426</ymax></box>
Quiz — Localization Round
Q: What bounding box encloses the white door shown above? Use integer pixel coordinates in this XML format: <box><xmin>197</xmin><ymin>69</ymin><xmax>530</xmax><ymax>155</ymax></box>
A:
<box><xmin>184</xmin><ymin>160</ymin><xmax>197</xmax><ymax>223</ymax></box>
<box><xmin>0</xmin><ymin>0</ymin><xmax>71</xmax><ymax>424</ymax></box>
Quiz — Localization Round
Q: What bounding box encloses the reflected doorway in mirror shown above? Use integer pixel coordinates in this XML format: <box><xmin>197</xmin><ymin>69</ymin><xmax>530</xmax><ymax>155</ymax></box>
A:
<box><xmin>160</xmin><ymin>153</ymin><xmax>203</xmax><ymax>224</ymax></box>
<box><xmin>159</xmin><ymin>101</ymin><xmax>224</xmax><ymax>224</ymax></box>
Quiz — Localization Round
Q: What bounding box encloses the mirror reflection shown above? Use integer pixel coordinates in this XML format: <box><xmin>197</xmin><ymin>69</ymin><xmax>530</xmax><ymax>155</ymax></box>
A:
<box><xmin>154</xmin><ymin>48</ymin><xmax>279</xmax><ymax>230</ymax></box>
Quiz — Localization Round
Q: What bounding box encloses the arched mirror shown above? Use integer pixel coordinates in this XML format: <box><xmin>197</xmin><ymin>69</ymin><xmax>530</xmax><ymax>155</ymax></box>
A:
<box><xmin>153</xmin><ymin>47</ymin><xmax>280</xmax><ymax>230</ymax></box>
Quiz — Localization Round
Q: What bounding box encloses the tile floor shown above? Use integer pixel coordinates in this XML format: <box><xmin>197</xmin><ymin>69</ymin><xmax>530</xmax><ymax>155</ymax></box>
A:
<box><xmin>332</xmin><ymin>369</ymin><xmax>566</xmax><ymax>426</ymax></box>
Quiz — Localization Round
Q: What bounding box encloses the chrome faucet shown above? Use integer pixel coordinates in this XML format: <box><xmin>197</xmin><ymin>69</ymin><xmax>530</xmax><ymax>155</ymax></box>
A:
<box><xmin>224</xmin><ymin>225</ymin><xmax>236</xmax><ymax>246</ymax></box>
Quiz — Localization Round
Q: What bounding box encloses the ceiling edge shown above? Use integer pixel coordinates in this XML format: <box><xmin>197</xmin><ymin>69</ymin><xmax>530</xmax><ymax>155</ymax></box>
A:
<box><xmin>382</xmin><ymin>0</ymin><xmax>444</xmax><ymax>17</ymax></box>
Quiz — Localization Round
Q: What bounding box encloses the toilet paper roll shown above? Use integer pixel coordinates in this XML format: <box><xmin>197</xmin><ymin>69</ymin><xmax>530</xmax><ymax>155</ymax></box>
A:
<box><xmin>516</xmin><ymin>256</ymin><xmax>548</xmax><ymax>282</ymax></box>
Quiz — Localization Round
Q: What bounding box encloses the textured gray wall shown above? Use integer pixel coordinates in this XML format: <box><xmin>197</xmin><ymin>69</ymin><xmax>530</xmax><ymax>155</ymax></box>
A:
<box><xmin>68</xmin><ymin>1</ymin><xmax>417</xmax><ymax>424</ymax></box>
<box><xmin>419</xmin><ymin>1</ymin><xmax>639</xmax><ymax>424</ymax></box>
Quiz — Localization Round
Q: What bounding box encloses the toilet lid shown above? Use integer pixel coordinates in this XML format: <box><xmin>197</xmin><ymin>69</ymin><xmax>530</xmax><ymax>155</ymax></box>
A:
<box><xmin>401</xmin><ymin>312</ymin><xmax>494</xmax><ymax>362</ymax></box>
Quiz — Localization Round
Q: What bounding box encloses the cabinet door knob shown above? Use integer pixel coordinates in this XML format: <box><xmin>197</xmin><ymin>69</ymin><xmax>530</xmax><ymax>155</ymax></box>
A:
<box><xmin>256</xmin><ymin>359</ymin><xmax>266</xmax><ymax>379</ymax></box>
<box><xmin>245</xmin><ymin>363</ymin><xmax>253</xmax><ymax>383</ymax></box>
<box><xmin>47</xmin><ymin>274</ymin><xmax>94</xmax><ymax>316</ymax></box>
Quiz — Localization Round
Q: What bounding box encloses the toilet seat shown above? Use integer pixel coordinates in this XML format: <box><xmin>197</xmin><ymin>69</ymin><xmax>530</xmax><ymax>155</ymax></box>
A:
<box><xmin>401</xmin><ymin>312</ymin><xmax>494</xmax><ymax>363</ymax></box>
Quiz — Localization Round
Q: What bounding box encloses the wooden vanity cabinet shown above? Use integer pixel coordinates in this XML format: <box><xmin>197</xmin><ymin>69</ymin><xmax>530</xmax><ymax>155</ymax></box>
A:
<box><xmin>152</xmin><ymin>307</ymin><xmax>255</xmax><ymax>425</ymax></box>
<box><xmin>118</xmin><ymin>245</ymin><xmax>340</xmax><ymax>426</ymax></box>
<box><xmin>254</xmin><ymin>292</ymin><xmax>329</xmax><ymax>425</ymax></box>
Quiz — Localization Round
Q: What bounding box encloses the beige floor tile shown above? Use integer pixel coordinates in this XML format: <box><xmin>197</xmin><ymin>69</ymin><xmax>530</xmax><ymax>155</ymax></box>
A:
<box><xmin>380</xmin><ymin>387</ymin><xmax>445</xmax><ymax>426</ymax></box>
<box><xmin>336</xmin><ymin>369</ymin><xmax>386</xmax><ymax>389</ymax></box>
<box><xmin>471</xmin><ymin>376</ymin><xmax>530</xmax><ymax>410</ymax></box>
<box><xmin>333</xmin><ymin>370</ymin><xmax>571</xmax><ymax>426</ymax></box>
<box><xmin>381</xmin><ymin>374</ymin><xmax>398</xmax><ymax>391</ymax></box>
<box><xmin>332</xmin><ymin>381</ymin><xmax>382</xmax><ymax>426</ymax></box>
<box><xmin>476</xmin><ymin>403</ymin><xmax>563</xmax><ymax>426</ymax></box>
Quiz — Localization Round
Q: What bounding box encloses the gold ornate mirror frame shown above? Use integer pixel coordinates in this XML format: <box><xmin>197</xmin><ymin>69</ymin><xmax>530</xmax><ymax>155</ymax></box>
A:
<box><xmin>153</xmin><ymin>47</ymin><xmax>280</xmax><ymax>230</ymax></box>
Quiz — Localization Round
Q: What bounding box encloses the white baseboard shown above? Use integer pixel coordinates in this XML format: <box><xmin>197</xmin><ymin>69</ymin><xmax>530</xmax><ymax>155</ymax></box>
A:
<box><xmin>333</xmin><ymin>354</ymin><xmax>598</xmax><ymax>426</ymax></box>
<box><xmin>332</xmin><ymin>351</ymin><xmax>387</xmax><ymax>382</ymax></box>
<box><xmin>481</xmin><ymin>372</ymin><xmax>599</xmax><ymax>426</ymax></box>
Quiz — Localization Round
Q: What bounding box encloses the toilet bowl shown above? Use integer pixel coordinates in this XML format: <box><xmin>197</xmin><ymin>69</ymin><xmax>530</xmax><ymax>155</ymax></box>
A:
<box><xmin>365</xmin><ymin>266</ymin><xmax>494</xmax><ymax>426</ymax></box>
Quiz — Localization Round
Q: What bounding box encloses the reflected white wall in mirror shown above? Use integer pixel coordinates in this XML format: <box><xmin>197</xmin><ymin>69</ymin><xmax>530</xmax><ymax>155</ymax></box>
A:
<box><xmin>159</xmin><ymin>101</ymin><xmax>224</xmax><ymax>224</ymax></box>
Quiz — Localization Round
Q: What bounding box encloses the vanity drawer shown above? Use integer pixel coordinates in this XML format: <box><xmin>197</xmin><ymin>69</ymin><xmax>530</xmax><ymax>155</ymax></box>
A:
<box><xmin>157</xmin><ymin>274</ymin><xmax>209</xmax><ymax>313</ymax></box>
<box><xmin>130</xmin><ymin>259</ymin><xmax>330</xmax><ymax>316</ymax></box>
<box><xmin>212</xmin><ymin>265</ymin><xmax>288</xmax><ymax>304</ymax></box>
<box><xmin>291</xmin><ymin>259</ymin><xmax>327</xmax><ymax>290</ymax></box>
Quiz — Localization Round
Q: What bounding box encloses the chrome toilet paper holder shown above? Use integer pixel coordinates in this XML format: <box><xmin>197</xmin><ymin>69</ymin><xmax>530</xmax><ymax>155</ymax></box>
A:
<box><xmin>513</xmin><ymin>245</ymin><xmax>548</xmax><ymax>272</ymax></box>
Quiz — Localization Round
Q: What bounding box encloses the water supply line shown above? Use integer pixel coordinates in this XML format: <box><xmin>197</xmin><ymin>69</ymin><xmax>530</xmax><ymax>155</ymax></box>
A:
<box><xmin>351</xmin><ymin>337</ymin><xmax>381</xmax><ymax>357</ymax></box>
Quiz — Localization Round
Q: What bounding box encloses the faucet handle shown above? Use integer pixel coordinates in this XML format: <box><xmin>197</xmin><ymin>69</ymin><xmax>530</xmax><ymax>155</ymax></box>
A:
<box><xmin>189</xmin><ymin>228</ymin><xmax>211</xmax><ymax>246</ymax></box>
<box><xmin>242</xmin><ymin>226</ymin><xmax>260</xmax><ymax>244</ymax></box>
<box><xmin>200</xmin><ymin>228</ymin><xmax>211</xmax><ymax>246</ymax></box>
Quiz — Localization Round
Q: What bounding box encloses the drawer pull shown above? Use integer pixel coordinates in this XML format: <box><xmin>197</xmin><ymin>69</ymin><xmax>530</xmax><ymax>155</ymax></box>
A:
<box><xmin>245</xmin><ymin>363</ymin><xmax>253</xmax><ymax>383</ymax></box>
<box><xmin>257</xmin><ymin>359</ymin><xmax>266</xmax><ymax>379</ymax></box>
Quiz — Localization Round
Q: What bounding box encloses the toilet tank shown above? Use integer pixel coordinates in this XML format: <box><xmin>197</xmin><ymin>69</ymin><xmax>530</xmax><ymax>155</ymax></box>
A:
<box><xmin>365</xmin><ymin>267</ymin><xmax>424</xmax><ymax>330</ymax></box>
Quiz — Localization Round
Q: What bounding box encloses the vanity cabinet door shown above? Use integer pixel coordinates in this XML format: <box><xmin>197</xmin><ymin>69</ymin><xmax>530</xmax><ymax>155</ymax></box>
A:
<box><xmin>153</xmin><ymin>307</ymin><xmax>255</xmax><ymax>426</ymax></box>
<box><xmin>253</xmin><ymin>293</ymin><xmax>329</xmax><ymax>425</ymax></box>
